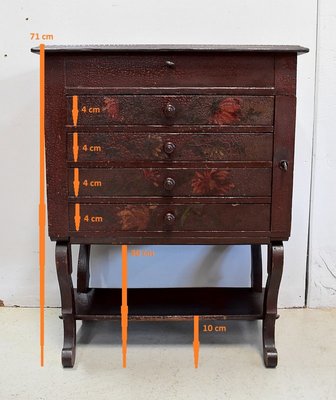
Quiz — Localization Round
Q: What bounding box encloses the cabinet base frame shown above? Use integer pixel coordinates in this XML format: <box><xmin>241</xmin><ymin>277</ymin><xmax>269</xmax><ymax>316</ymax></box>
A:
<box><xmin>55</xmin><ymin>241</ymin><xmax>283</xmax><ymax>368</ymax></box>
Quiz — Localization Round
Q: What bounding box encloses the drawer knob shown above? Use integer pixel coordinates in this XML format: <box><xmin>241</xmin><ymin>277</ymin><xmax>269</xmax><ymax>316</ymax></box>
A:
<box><xmin>279</xmin><ymin>160</ymin><xmax>288</xmax><ymax>171</ymax></box>
<box><xmin>164</xmin><ymin>212</ymin><xmax>176</xmax><ymax>225</ymax></box>
<box><xmin>165</xmin><ymin>60</ymin><xmax>175</xmax><ymax>68</ymax></box>
<box><xmin>164</xmin><ymin>141</ymin><xmax>176</xmax><ymax>155</ymax></box>
<box><xmin>164</xmin><ymin>177</ymin><xmax>176</xmax><ymax>191</ymax></box>
<box><xmin>164</xmin><ymin>103</ymin><xmax>176</xmax><ymax>118</ymax></box>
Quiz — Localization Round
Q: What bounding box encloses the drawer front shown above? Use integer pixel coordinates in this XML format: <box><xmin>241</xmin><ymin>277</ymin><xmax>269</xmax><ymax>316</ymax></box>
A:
<box><xmin>69</xmin><ymin>203</ymin><xmax>270</xmax><ymax>232</ymax></box>
<box><xmin>67</xmin><ymin>95</ymin><xmax>274</xmax><ymax>126</ymax></box>
<box><xmin>65</xmin><ymin>53</ymin><xmax>275</xmax><ymax>88</ymax></box>
<box><xmin>67</xmin><ymin>132</ymin><xmax>273</xmax><ymax>162</ymax></box>
<box><xmin>69</xmin><ymin>167</ymin><xmax>272</xmax><ymax>197</ymax></box>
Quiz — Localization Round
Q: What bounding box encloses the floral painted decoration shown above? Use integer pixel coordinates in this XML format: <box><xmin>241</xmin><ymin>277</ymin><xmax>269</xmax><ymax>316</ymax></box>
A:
<box><xmin>211</xmin><ymin>97</ymin><xmax>242</xmax><ymax>124</ymax></box>
<box><xmin>103</xmin><ymin>97</ymin><xmax>121</xmax><ymax>120</ymax></box>
<box><xmin>117</xmin><ymin>205</ymin><xmax>156</xmax><ymax>230</ymax></box>
<box><xmin>143</xmin><ymin>169</ymin><xmax>162</xmax><ymax>187</ymax></box>
<box><xmin>148</xmin><ymin>135</ymin><xmax>163</xmax><ymax>158</ymax></box>
<box><xmin>191</xmin><ymin>169</ymin><xmax>235</xmax><ymax>195</ymax></box>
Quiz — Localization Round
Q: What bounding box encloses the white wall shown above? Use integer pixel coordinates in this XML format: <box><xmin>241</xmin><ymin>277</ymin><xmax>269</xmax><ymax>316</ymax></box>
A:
<box><xmin>0</xmin><ymin>0</ymin><xmax>318</xmax><ymax>307</ymax></box>
<box><xmin>308</xmin><ymin>0</ymin><xmax>336</xmax><ymax>307</ymax></box>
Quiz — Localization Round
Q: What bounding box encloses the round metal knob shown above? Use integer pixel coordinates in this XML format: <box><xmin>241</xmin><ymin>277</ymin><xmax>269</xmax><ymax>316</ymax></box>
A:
<box><xmin>164</xmin><ymin>141</ymin><xmax>176</xmax><ymax>155</ymax></box>
<box><xmin>165</xmin><ymin>60</ymin><xmax>175</xmax><ymax>68</ymax></box>
<box><xmin>279</xmin><ymin>160</ymin><xmax>288</xmax><ymax>171</ymax></box>
<box><xmin>164</xmin><ymin>103</ymin><xmax>176</xmax><ymax>118</ymax></box>
<box><xmin>164</xmin><ymin>212</ymin><xmax>176</xmax><ymax>225</ymax></box>
<box><xmin>164</xmin><ymin>177</ymin><xmax>176</xmax><ymax>191</ymax></box>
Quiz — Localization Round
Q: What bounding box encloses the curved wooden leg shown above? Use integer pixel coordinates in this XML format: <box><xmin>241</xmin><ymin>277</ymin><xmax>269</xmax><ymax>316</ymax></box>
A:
<box><xmin>262</xmin><ymin>241</ymin><xmax>283</xmax><ymax>368</ymax></box>
<box><xmin>56</xmin><ymin>241</ymin><xmax>76</xmax><ymax>368</ymax></box>
<box><xmin>251</xmin><ymin>244</ymin><xmax>262</xmax><ymax>292</ymax></box>
<box><xmin>77</xmin><ymin>244</ymin><xmax>91</xmax><ymax>293</ymax></box>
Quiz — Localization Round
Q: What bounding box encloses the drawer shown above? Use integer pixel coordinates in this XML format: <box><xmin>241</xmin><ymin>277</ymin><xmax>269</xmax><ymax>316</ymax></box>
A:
<box><xmin>65</xmin><ymin>53</ymin><xmax>275</xmax><ymax>88</ymax></box>
<box><xmin>67</xmin><ymin>132</ymin><xmax>273</xmax><ymax>162</ymax></box>
<box><xmin>69</xmin><ymin>167</ymin><xmax>272</xmax><ymax>197</ymax></box>
<box><xmin>69</xmin><ymin>203</ymin><xmax>271</xmax><ymax>232</ymax></box>
<box><xmin>67</xmin><ymin>95</ymin><xmax>274</xmax><ymax>126</ymax></box>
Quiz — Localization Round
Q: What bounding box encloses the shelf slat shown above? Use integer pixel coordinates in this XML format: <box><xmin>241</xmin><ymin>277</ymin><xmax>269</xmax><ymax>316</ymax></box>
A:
<box><xmin>74</xmin><ymin>287</ymin><xmax>264</xmax><ymax>321</ymax></box>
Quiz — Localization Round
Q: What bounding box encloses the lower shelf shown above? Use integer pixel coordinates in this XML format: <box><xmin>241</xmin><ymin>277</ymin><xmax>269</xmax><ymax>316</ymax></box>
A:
<box><xmin>74</xmin><ymin>287</ymin><xmax>264</xmax><ymax>321</ymax></box>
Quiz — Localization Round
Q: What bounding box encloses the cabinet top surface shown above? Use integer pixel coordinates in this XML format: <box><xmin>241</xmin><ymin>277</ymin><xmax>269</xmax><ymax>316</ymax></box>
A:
<box><xmin>31</xmin><ymin>44</ymin><xmax>309</xmax><ymax>54</ymax></box>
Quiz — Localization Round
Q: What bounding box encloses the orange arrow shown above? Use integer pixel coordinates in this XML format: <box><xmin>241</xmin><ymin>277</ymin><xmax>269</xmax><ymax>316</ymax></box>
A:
<box><xmin>39</xmin><ymin>43</ymin><xmax>45</xmax><ymax>367</ymax></box>
<box><xmin>121</xmin><ymin>305</ymin><xmax>128</xmax><ymax>368</ymax></box>
<box><xmin>72</xmin><ymin>96</ymin><xmax>79</xmax><ymax>126</ymax></box>
<box><xmin>73</xmin><ymin>132</ymin><xmax>79</xmax><ymax>162</ymax></box>
<box><xmin>121</xmin><ymin>245</ymin><xmax>128</xmax><ymax>368</ymax></box>
<box><xmin>193</xmin><ymin>316</ymin><xmax>200</xmax><ymax>368</ymax></box>
<box><xmin>73</xmin><ymin>168</ymin><xmax>79</xmax><ymax>197</ymax></box>
<box><xmin>74</xmin><ymin>203</ymin><xmax>81</xmax><ymax>231</ymax></box>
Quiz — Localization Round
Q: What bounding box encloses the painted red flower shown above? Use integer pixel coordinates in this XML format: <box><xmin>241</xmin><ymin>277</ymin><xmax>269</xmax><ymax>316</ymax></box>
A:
<box><xmin>143</xmin><ymin>169</ymin><xmax>162</xmax><ymax>187</ymax></box>
<box><xmin>191</xmin><ymin>169</ymin><xmax>235</xmax><ymax>195</ymax></box>
<box><xmin>117</xmin><ymin>205</ymin><xmax>155</xmax><ymax>230</ymax></box>
<box><xmin>103</xmin><ymin>97</ymin><xmax>121</xmax><ymax>120</ymax></box>
<box><xmin>211</xmin><ymin>97</ymin><xmax>242</xmax><ymax>124</ymax></box>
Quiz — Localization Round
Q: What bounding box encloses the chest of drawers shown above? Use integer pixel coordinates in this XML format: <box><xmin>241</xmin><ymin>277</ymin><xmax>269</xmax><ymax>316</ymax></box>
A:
<box><xmin>32</xmin><ymin>44</ymin><xmax>308</xmax><ymax>368</ymax></box>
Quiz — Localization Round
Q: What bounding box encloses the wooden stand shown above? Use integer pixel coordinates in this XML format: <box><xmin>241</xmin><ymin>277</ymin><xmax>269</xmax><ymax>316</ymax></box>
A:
<box><xmin>55</xmin><ymin>242</ymin><xmax>283</xmax><ymax>368</ymax></box>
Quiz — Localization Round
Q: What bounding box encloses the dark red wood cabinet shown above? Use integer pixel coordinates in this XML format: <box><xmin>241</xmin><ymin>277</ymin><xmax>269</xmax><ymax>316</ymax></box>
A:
<box><xmin>32</xmin><ymin>44</ymin><xmax>308</xmax><ymax>368</ymax></box>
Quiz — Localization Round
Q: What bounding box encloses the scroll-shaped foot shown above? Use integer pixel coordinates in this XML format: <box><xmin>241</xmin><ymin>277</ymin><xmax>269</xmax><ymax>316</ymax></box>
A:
<box><xmin>62</xmin><ymin>348</ymin><xmax>76</xmax><ymax>368</ymax></box>
<box><xmin>61</xmin><ymin>314</ymin><xmax>76</xmax><ymax>368</ymax></box>
<box><xmin>264</xmin><ymin>347</ymin><xmax>278</xmax><ymax>368</ymax></box>
<box><xmin>263</xmin><ymin>315</ymin><xmax>278</xmax><ymax>368</ymax></box>
<box><xmin>262</xmin><ymin>242</ymin><xmax>283</xmax><ymax>368</ymax></box>
<box><xmin>56</xmin><ymin>241</ymin><xmax>76</xmax><ymax>368</ymax></box>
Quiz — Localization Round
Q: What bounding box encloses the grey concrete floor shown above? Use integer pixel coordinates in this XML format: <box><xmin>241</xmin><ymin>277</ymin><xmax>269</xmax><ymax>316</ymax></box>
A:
<box><xmin>0</xmin><ymin>307</ymin><xmax>335</xmax><ymax>399</ymax></box>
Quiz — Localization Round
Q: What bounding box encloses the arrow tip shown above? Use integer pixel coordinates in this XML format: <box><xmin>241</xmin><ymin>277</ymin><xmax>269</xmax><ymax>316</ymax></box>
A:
<box><xmin>72</xmin><ymin>96</ymin><xmax>79</xmax><ymax>126</ymax></box>
<box><xmin>74</xmin><ymin>203</ymin><xmax>80</xmax><ymax>231</ymax></box>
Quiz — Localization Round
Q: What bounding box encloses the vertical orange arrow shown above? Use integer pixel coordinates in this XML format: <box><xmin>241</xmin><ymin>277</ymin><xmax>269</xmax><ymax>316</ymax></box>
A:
<box><xmin>121</xmin><ymin>245</ymin><xmax>128</xmax><ymax>368</ymax></box>
<box><xmin>73</xmin><ymin>132</ymin><xmax>78</xmax><ymax>162</ymax></box>
<box><xmin>39</xmin><ymin>43</ymin><xmax>45</xmax><ymax>367</ymax></box>
<box><xmin>72</xmin><ymin>96</ymin><xmax>79</xmax><ymax>126</ymax></box>
<box><xmin>193</xmin><ymin>316</ymin><xmax>200</xmax><ymax>368</ymax></box>
<box><xmin>74</xmin><ymin>203</ymin><xmax>81</xmax><ymax>231</ymax></box>
<box><xmin>73</xmin><ymin>168</ymin><xmax>79</xmax><ymax>197</ymax></box>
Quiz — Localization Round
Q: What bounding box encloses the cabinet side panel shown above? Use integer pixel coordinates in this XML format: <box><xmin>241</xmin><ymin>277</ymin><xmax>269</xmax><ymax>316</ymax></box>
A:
<box><xmin>45</xmin><ymin>55</ymin><xmax>68</xmax><ymax>239</ymax></box>
<box><xmin>271</xmin><ymin>95</ymin><xmax>296</xmax><ymax>237</ymax></box>
<box><xmin>274</xmin><ymin>54</ymin><xmax>297</xmax><ymax>95</ymax></box>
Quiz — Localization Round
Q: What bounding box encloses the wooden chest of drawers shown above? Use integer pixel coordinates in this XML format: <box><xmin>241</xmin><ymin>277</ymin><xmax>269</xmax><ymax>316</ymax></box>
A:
<box><xmin>32</xmin><ymin>44</ymin><xmax>308</xmax><ymax>368</ymax></box>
